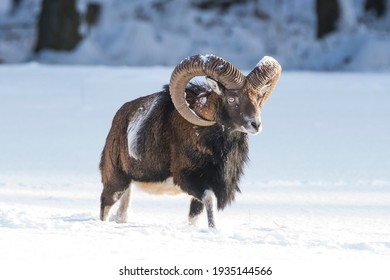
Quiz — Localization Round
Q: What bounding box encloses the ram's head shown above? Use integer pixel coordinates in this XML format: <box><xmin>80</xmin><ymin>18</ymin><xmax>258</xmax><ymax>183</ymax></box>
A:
<box><xmin>169</xmin><ymin>54</ymin><xmax>282</xmax><ymax>135</ymax></box>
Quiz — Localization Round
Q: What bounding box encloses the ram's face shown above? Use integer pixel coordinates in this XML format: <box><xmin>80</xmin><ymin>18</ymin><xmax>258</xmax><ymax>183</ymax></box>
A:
<box><xmin>207</xmin><ymin>78</ymin><xmax>261</xmax><ymax>135</ymax></box>
<box><xmin>225</xmin><ymin>89</ymin><xmax>262</xmax><ymax>135</ymax></box>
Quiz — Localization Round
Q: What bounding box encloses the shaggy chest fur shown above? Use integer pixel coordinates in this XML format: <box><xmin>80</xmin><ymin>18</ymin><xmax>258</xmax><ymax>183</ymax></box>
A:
<box><xmin>189</xmin><ymin>126</ymin><xmax>249</xmax><ymax>208</ymax></box>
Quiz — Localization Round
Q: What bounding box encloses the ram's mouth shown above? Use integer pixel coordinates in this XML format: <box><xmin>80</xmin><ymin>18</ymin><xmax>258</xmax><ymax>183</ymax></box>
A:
<box><xmin>240</xmin><ymin>123</ymin><xmax>262</xmax><ymax>135</ymax></box>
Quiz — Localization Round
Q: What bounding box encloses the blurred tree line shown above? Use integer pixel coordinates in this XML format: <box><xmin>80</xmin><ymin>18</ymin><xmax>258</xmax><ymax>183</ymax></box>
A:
<box><xmin>34</xmin><ymin>0</ymin><xmax>100</xmax><ymax>52</ymax></box>
<box><xmin>316</xmin><ymin>0</ymin><xmax>387</xmax><ymax>38</ymax></box>
<box><xmin>10</xmin><ymin>0</ymin><xmax>385</xmax><ymax>53</ymax></box>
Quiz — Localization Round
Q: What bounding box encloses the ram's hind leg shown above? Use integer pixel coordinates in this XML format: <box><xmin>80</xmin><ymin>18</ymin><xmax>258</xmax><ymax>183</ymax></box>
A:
<box><xmin>188</xmin><ymin>198</ymin><xmax>204</xmax><ymax>226</ymax></box>
<box><xmin>100</xmin><ymin>174</ymin><xmax>131</xmax><ymax>222</ymax></box>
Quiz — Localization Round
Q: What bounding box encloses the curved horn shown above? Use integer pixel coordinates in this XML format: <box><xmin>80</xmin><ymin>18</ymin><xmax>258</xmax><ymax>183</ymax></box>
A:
<box><xmin>246</xmin><ymin>56</ymin><xmax>282</xmax><ymax>108</ymax></box>
<box><xmin>169</xmin><ymin>54</ymin><xmax>245</xmax><ymax>126</ymax></box>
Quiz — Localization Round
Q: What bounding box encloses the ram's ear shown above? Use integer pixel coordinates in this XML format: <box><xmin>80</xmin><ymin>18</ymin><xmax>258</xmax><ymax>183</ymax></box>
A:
<box><xmin>206</xmin><ymin>77</ymin><xmax>223</xmax><ymax>95</ymax></box>
<box><xmin>259</xmin><ymin>83</ymin><xmax>271</xmax><ymax>98</ymax></box>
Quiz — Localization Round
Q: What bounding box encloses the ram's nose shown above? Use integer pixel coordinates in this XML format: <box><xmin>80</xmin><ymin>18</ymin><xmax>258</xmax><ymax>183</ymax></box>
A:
<box><xmin>250</xmin><ymin>120</ymin><xmax>261</xmax><ymax>131</ymax></box>
<box><xmin>241</xmin><ymin>116</ymin><xmax>262</xmax><ymax>135</ymax></box>
<box><xmin>246</xmin><ymin>119</ymin><xmax>262</xmax><ymax>135</ymax></box>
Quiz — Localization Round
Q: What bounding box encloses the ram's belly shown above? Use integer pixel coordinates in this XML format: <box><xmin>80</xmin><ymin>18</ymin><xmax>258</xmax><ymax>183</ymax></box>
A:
<box><xmin>133</xmin><ymin>177</ymin><xmax>184</xmax><ymax>195</ymax></box>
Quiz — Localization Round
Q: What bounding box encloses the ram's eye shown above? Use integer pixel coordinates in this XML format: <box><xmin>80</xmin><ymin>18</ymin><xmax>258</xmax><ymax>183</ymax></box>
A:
<box><xmin>227</xmin><ymin>97</ymin><xmax>235</xmax><ymax>104</ymax></box>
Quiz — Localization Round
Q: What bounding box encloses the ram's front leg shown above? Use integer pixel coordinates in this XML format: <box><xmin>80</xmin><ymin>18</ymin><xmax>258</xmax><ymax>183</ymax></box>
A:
<box><xmin>202</xmin><ymin>189</ymin><xmax>217</xmax><ymax>228</ymax></box>
<box><xmin>188</xmin><ymin>191</ymin><xmax>217</xmax><ymax>228</ymax></box>
<box><xmin>177</xmin><ymin>171</ymin><xmax>217</xmax><ymax>229</ymax></box>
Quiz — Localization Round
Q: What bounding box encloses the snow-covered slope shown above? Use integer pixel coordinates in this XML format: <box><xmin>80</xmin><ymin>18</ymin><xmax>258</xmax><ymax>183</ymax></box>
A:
<box><xmin>1</xmin><ymin>64</ymin><xmax>390</xmax><ymax>279</ymax></box>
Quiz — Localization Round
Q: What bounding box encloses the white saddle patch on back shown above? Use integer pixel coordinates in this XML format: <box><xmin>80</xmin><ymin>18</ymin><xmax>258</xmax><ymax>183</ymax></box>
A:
<box><xmin>133</xmin><ymin>177</ymin><xmax>184</xmax><ymax>195</ymax></box>
<box><xmin>127</xmin><ymin>95</ymin><xmax>161</xmax><ymax>160</ymax></box>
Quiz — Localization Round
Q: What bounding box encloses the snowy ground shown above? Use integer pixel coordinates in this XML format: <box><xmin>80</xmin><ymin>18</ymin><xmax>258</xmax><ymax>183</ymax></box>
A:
<box><xmin>1</xmin><ymin>64</ymin><xmax>390</xmax><ymax>279</ymax></box>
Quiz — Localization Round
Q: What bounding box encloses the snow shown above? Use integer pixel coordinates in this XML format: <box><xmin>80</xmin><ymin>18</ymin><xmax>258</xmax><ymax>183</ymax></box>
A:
<box><xmin>1</xmin><ymin>64</ymin><xmax>390</xmax><ymax>279</ymax></box>
<box><xmin>198</xmin><ymin>96</ymin><xmax>207</xmax><ymax>106</ymax></box>
<box><xmin>2</xmin><ymin>0</ymin><xmax>390</xmax><ymax>71</ymax></box>
<box><xmin>200</xmin><ymin>54</ymin><xmax>213</xmax><ymax>65</ymax></box>
<box><xmin>257</xmin><ymin>56</ymin><xmax>279</xmax><ymax>67</ymax></box>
